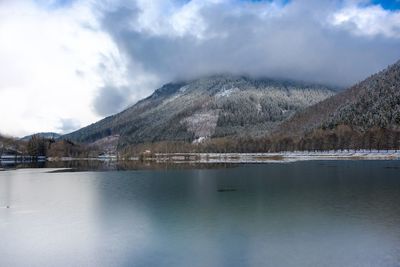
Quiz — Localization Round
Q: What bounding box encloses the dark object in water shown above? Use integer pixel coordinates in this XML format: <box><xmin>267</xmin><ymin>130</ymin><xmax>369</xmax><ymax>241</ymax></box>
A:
<box><xmin>384</xmin><ymin>166</ymin><xmax>400</xmax><ymax>169</ymax></box>
<box><xmin>217</xmin><ymin>188</ymin><xmax>237</xmax><ymax>192</ymax></box>
<box><xmin>6</xmin><ymin>206</ymin><xmax>10</xmax><ymax>209</ymax></box>
<box><xmin>47</xmin><ymin>168</ymin><xmax>83</xmax><ymax>173</ymax></box>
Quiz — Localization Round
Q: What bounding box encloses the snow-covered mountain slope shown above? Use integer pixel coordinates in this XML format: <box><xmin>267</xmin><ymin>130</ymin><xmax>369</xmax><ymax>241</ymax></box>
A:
<box><xmin>277</xmin><ymin>60</ymin><xmax>400</xmax><ymax>137</ymax></box>
<box><xmin>63</xmin><ymin>75</ymin><xmax>335</xmax><ymax>146</ymax></box>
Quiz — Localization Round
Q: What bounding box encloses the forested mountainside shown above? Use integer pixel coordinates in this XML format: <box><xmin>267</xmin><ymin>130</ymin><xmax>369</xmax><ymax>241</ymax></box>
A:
<box><xmin>278</xmin><ymin>60</ymin><xmax>400</xmax><ymax>136</ymax></box>
<box><xmin>63</xmin><ymin>75</ymin><xmax>335</xmax><ymax>147</ymax></box>
<box><xmin>272</xmin><ymin>60</ymin><xmax>400</xmax><ymax>151</ymax></box>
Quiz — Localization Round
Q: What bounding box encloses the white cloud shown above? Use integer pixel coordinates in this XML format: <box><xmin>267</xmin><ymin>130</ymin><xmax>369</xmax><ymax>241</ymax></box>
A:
<box><xmin>0</xmin><ymin>0</ymin><xmax>132</xmax><ymax>136</ymax></box>
<box><xmin>102</xmin><ymin>0</ymin><xmax>400</xmax><ymax>85</ymax></box>
<box><xmin>331</xmin><ymin>3</ymin><xmax>400</xmax><ymax>38</ymax></box>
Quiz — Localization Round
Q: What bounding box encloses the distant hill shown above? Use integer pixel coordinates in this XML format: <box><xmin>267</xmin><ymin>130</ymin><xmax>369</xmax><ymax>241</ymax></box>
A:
<box><xmin>271</xmin><ymin>60</ymin><xmax>400</xmax><ymax>151</ymax></box>
<box><xmin>63</xmin><ymin>75</ymin><xmax>335</xmax><ymax>147</ymax></box>
<box><xmin>277</xmin><ymin>60</ymin><xmax>400</xmax><ymax>136</ymax></box>
<box><xmin>21</xmin><ymin>132</ymin><xmax>61</xmax><ymax>141</ymax></box>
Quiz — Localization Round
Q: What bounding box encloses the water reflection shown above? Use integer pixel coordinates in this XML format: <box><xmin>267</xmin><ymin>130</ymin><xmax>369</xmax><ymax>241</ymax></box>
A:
<box><xmin>0</xmin><ymin>161</ymin><xmax>400</xmax><ymax>266</ymax></box>
<box><xmin>0</xmin><ymin>159</ymin><xmax>238</xmax><ymax>172</ymax></box>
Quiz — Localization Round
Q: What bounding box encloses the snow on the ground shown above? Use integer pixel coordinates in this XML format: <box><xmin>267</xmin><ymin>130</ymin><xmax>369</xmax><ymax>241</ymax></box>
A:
<box><xmin>179</xmin><ymin>85</ymin><xmax>190</xmax><ymax>93</ymax></box>
<box><xmin>153</xmin><ymin>150</ymin><xmax>400</xmax><ymax>163</ymax></box>
<box><xmin>192</xmin><ymin>136</ymin><xmax>207</xmax><ymax>144</ymax></box>
<box><xmin>182</xmin><ymin>111</ymin><xmax>219</xmax><ymax>138</ymax></box>
<box><xmin>215</xmin><ymin>87</ymin><xmax>239</xmax><ymax>99</ymax></box>
<box><xmin>256</xmin><ymin>103</ymin><xmax>262</xmax><ymax>113</ymax></box>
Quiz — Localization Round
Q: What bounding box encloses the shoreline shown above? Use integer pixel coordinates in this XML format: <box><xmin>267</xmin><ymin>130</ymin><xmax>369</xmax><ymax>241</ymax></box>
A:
<box><xmin>1</xmin><ymin>150</ymin><xmax>399</xmax><ymax>165</ymax></box>
<box><xmin>149</xmin><ymin>150</ymin><xmax>400</xmax><ymax>163</ymax></box>
<box><xmin>53</xmin><ymin>150</ymin><xmax>400</xmax><ymax>163</ymax></box>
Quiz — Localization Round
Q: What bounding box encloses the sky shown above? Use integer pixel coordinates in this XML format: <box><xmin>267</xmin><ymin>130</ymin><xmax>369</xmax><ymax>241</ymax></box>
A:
<box><xmin>0</xmin><ymin>0</ymin><xmax>400</xmax><ymax>137</ymax></box>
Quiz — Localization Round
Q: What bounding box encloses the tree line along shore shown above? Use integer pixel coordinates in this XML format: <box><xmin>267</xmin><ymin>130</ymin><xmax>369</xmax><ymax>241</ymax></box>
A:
<box><xmin>1</xmin><ymin>125</ymin><xmax>400</xmax><ymax>161</ymax></box>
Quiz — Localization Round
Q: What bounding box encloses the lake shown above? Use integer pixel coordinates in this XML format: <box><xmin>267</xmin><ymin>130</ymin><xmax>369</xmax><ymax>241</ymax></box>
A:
<box><xmin>1</xmin><ymin>161</ymin><xmax>400</xmax><ymax>267</ymax></box>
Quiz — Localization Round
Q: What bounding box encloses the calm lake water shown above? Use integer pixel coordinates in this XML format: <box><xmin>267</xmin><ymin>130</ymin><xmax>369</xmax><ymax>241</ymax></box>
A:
<box><xmin>1</xmin><ymin>161</ymin><xmax>400</xmax><ymax>267</ymax></box>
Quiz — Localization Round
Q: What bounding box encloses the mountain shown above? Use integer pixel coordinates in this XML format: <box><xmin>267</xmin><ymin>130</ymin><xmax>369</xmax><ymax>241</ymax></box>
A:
<box><xmin>277</xmin><ymin>60</ymin><xmax>400</xmax><ymax>137</ymax></box>
<box><xmin>63</xmin><ymin>75</ymin><xmax>335</xmax><ymax>147</ymax></box>
<box><xmin>21</xmin><ymin>132</ymin><xmax>61</xmax><ymax>141</ymax></box>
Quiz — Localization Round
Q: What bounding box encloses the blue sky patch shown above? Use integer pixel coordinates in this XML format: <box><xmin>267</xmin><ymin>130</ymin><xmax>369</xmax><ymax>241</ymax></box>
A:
<box><xmin>372</xmin><ymin>0</ymin><xmax>400</xmax><ymax>10</ymax></box>
<box><xmin>35</xmin><ymin>0</ymin><xmax>74</xmax><ymax>9</ymax></box>
<box><xmin>244</xmin><ymin>0</ymin><xmax>290</xmax><ymax>3</ymax></box>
